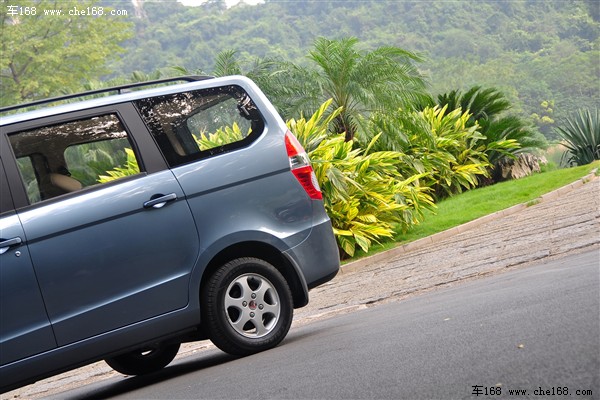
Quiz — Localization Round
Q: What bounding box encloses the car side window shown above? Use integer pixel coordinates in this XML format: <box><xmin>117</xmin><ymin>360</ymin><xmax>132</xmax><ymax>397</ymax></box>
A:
<box><xmin>7</xmin><ymin>113</ymin><xmax>141</xmax><ymax>204</ymax></box>
<box><xmin>134</xmin><ymin>85</ymin><xmax>264</xmax><ymax>168</ymax></box>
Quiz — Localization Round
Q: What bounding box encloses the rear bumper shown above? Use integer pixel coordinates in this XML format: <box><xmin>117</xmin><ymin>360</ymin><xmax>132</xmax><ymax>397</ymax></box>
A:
<box><xmin>284</xmin><ymin>217</ymin><xmax>340</xmax><ymax>290</ymax></box>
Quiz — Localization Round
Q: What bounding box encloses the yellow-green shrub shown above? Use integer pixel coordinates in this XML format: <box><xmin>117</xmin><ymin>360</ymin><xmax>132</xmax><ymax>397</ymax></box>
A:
<box><xmin>288</xmin><ymin>100</ymin><xmax>434</xmax><ymax>257</ymax></box>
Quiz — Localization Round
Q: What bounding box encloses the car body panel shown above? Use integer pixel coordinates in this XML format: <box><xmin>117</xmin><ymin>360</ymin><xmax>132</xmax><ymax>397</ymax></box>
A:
<box><xmin>18</xmin><ymin>170</ymin><xmax>200</xmax><ymax>346</ymax></box>
<box><xmin>0</xmin><ymin>212</ymin><xmax>57</xmax><ymax>365</ymax></box>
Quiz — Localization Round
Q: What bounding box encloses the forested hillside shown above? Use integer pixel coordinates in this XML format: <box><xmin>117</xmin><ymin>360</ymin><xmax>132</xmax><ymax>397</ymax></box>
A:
<box><xmin>102</xmin><ymin>0</ymin><xmax>599</xmax><ymax>138</ymax></box>
<box><xmin>2</xmin><ymin>0</ymin><xmax>597</xmax><ymax>138</ymax></box>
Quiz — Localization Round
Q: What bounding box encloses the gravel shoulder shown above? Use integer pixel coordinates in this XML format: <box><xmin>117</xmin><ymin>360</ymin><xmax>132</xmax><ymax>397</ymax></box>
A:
<box><xmin>3</xmin><ymin>173</ymin><xmax>599</xmax><ymax>400</ymax></box>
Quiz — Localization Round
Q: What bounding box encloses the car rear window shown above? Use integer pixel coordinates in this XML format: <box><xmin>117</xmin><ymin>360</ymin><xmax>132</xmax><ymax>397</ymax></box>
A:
<box><xmin>134</xmin><ymin>85</ymin><xmax>264</xmax><ymax>168</ymax></box>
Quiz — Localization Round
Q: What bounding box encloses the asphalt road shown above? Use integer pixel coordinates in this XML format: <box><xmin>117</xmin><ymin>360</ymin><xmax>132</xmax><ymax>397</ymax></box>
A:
<box><xmin>47</xmin><ymin>249</ymin><xmax>599</xmax><ymax>400</ymax></box>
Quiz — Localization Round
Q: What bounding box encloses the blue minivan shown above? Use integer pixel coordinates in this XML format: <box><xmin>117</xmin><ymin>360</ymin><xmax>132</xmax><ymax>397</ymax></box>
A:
<box><xmin>0</xmin><ymin>76</ymin><xmax>339</xmax><ymax>392</ymax></box>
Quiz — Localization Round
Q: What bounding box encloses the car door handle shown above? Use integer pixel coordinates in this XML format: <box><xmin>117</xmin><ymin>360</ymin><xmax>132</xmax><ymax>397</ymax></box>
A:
<box><xmin>0</xmin><ymin>237</ymin><xmax>22</xmax><ymax>255</ymax></box>
<box><xmin>143</xmin><ymin>193</ymin><xmax>177</xmax><ymax>209</ymax></box>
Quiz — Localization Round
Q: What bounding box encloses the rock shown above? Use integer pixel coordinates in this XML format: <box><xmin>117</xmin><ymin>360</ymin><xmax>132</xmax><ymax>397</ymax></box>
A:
<box><xmin>493</xmin><ymin>153</ymin><xmax>547</xmax><ymax>182</ymax></box>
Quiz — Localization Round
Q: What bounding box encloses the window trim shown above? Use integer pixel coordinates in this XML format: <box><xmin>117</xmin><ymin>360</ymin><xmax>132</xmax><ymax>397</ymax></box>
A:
<box><xmin>0</xmin><ymin>157</ymin><xmax>16</xmax><ymax>215</ymax></box>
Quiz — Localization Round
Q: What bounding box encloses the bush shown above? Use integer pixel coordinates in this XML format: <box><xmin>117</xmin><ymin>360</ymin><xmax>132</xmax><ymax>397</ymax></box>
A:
<box><xmin>555</xmin><ymin>109</ymin><xmax>600</xmax><ymax>166</ymax></box>
<box><xmin>288</xmin><ymin>100</ymin><xmax>434</xmax><ymax>258</ymax></box>
<box><xmin>363</xmin><ymin>105</ymin><xmax>496</xmax><ymax>199</ymax></box>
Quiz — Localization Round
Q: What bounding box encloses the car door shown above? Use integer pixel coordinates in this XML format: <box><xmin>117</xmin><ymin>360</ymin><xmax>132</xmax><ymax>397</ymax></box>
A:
<box><xmin>2</xmin><ymin>104</ymin><xmax>201</xmax><ymax>347</ymax></box>
<box><xmin>0</xmin><ymin>160</ymin><xmax>57</xmax><ymax>365</ymax></box>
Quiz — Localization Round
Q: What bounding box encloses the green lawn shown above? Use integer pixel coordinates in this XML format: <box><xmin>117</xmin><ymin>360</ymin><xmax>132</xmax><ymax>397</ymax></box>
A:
<box><xmin>349</xmin><ymin>161</ymin><xmax>599</xmax><ymax>261</ymax></box>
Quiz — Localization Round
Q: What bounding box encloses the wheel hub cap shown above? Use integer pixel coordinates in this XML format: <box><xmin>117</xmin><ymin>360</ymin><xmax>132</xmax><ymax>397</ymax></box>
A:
<box><xmin>224</xmin><ymin>273</ymin><xmax>280</xmax><ymax>338</ymax></box>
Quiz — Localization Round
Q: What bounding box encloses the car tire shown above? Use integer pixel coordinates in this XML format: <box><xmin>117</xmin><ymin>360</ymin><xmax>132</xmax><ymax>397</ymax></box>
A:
<box><xmin>203</xmin><ymin>257</ymin><xmax>293</xmax><ymax>356</ymax></box>
<box><xmin>104</xmin><ymin>342</ymin><xmax>180</xmax><ymax>376</ymax></box>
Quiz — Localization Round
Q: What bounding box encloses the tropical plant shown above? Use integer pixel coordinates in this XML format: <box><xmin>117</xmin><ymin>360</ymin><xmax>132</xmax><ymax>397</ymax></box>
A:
<box><xmin>476</xmin><ymin>116</ymin><xmax>530</xmax><ymax>165</ymax></box>
<box><xmin>194</xmin><ymin>123</ymin><xmax>248</xmax><ymax>151</ymax></box>
<box><xmin>171</xmin><ymin>50</ymin><xmax>279</xmax><ymax>83</ymax></box>
<box><xmin>437</xmin><ymin>86</ymin><xmax>511</xmax><ymax>125</ymax></box>
<box><xmin>211</xmin><ymin>49</ymin><xmax>242</xmax><ymax>76</ymax></box>
<box><xmin>362</xmin><ymin>105</ymin><xmax>496</xmax><ymax>199</ymax></box>
<box><xmin>555</xmin><ymin>108</ymin><xmax>600</xmax><ymax>166</ymax></box>
<box><xmin>288</xmin><ymin>100</ymin><xmax>434</xmax><ymax>258</ymax></box>
<box><xmin>173</xmin><ymin>39</ymin><xmax>429</xmax><ymax>142</ymax></box>
<box><xmin>97</xmin><ymin>148</ymin><xmax>140</xmax><ymax>183</ymax></box>
<box><xmin>63</xmin><ymin>139</ymin><xmax>134</xmax><ymax>186</ymax></box>
<box><xmin>436</xmin><ymin>86</ymin><xmax>546</xmax><ymax>157</ymax></box>
<box><xmin>416</xmin><ymin>106</ymin><xmax>493</xmax><ymax>197</ymax></box>
<box><xmin>263</xmin><ymin>37</ymin><xmax>429</xmax><ymax>141</ymax></box>
<box><xmin>434</xmin><ymin>86</ymin><xmax>546</xmax><ymax>181</ymax></box>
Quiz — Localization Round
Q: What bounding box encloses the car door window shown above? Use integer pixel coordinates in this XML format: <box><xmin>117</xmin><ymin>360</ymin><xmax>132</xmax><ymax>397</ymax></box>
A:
<box><xmin>7</xmin><ymin>114</ymin><xmax>141</xmax><ymax>204</ymax></box>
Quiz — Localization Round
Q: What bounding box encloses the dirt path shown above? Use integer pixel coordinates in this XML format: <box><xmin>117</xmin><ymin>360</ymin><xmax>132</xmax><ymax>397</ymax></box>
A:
<box><xmin>3</xmin><ymin>174</ymin><xmax>599</xmax><ymax>400</ymax></box>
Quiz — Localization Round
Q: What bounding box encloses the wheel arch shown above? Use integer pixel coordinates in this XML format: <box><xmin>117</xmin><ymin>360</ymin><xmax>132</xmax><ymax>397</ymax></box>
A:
<box><xmin>199</xmin><ymin>241</ymin><xmax>309</xmax><ymax>310</ymax></box>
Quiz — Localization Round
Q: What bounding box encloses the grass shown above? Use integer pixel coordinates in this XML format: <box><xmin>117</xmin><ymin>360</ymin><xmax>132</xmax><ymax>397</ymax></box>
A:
<box><xmin>349</xmin><ymin>161</ymin><xmax>599</xmax><ymax>261</ymax></box>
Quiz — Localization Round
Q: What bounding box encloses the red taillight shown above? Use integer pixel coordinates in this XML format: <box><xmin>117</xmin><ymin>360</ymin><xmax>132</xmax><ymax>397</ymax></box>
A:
<box><xmin>285</xmin><ymin>130</ymin><xmax>322</xmax><ymax>200</ymax></box>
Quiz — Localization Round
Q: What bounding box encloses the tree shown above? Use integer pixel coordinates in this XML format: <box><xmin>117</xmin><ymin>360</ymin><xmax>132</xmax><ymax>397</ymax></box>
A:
<box><xmin>264</xmin><ymin>37</ymin><xmax>429</xmax><ymax>141</ymax></box>
<box><xmin>0</xmin><ymin>0</ymin><xmax>133</xmax><ymax>106</ymax></box>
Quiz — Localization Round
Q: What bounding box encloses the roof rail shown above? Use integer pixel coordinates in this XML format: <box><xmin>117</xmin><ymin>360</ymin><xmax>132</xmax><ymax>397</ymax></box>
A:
<box><xmin>0</xmin><ymin>75</ymin><xmax>214</xmax><ymax>114</ymax></box>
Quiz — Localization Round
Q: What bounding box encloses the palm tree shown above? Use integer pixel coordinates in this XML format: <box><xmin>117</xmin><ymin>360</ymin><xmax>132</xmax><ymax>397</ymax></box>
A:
<box><xmin>171</xmin><ymin>50</ymin><xmax>281</xmax><ymax>91</ymax></box>
<box><xmin>313</xmin><ymin>37</ymin><xmax>429</xmax><ymax>141</ymax></box>
<box><xmin>168</xmin><ymin>39</ymin><xmax>427</xmax><ymax>142</ymax></box>
<box><xmin>261</xmin><ymin>37</ymin><xmax>429</xmax><ymax>141</ymax></box>
<box><xmin>211</xmin><ymin>50</ymin><xmax>243</xmax><ymax>76</ymax></box>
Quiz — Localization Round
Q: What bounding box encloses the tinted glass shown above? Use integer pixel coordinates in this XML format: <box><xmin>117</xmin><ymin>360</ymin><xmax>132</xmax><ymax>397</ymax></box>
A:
<box><xmin>8</xmin><ymin>114</ymin><xmax>140</xmax><ymax>203</ymax></box>
<box><xmin>134</xmin><ymin>85</ymin><xmax>264</xmax><ymax>167</ymax></box>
